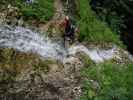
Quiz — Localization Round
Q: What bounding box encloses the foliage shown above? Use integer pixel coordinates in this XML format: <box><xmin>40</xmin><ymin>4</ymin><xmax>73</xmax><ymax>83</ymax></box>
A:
<box><xmin>14</xmin><ymin>0</ymin><xmax>54</xmax><ymax>22</ymax></box>
<box><xmin>0</xmin><ymin>0</ymin><xmax>54</xmax><ymax>22</ymax></box>
<box><xmin>90</xmin><ymin>0</ymin><xmax>133</xmax><ymax>33</ymax></box>
<box><xmin>81</xmin><ymin>62</ymin><xmax>133</xmax><ymax>100</ymax></box>
<box><xmin>77</xmin><ymin>0</ymin><xmax>123</xmax><ymax>46</ymax></box>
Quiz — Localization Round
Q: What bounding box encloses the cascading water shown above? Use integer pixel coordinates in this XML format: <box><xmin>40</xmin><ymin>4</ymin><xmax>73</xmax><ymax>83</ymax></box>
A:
<box><xmin>0</xmin><ymin>25</ymin><xmax>130</xmax><ymax>63</ymax></box>
<box><xmin>0</xmin><ymin>25</ymin><xmax>67</xmax><ymax>61</ymax></box>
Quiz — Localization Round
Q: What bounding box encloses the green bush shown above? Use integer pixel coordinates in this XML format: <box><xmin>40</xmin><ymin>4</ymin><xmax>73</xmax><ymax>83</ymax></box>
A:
<box><xmin>15</xmin><ymin>0</ymin><xmax>54</xmax><ymax>22</ymax></box>
<box><xmin>77</xmin><ymin>0</ymin><xmax>123</xmax><ymax>46</ymax></box>
<box><xmin>81</xmin><ymin>62</ymin><xmax>133</xmax><ymax>100</ymax></box>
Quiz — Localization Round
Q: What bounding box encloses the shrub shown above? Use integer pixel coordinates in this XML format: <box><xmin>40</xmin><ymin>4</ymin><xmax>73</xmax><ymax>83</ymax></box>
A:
<box><xmin>15</xmin><ymin>0</ymin><xmax>54</xmax><ymax>22</ymax></box>
<box><xmin>77</xmin><ymin>0</ymin><xmax>123</xmax><ymax>46</ymax></box>
<box><xmin>81</xmin><ymin>62</ymin><xmax>133</xmax><ymax>100</ymax></box>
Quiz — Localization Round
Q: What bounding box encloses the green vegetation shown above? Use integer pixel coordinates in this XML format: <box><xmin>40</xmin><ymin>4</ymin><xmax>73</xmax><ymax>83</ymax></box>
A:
<box><xmin>15</xmin><ymin>0</ymin><xmax>54</xmax><ymax>22</ymax></box>
<box><xmin>90</xmin><ymin>0</ymin><xmax>133</xmax><ymax>33</ymax></box>
<box><xmin>77</xmin><ymin>0</ymin><xmax>123</xmax><ymax>46</ymax></box>
<box><xmin>0</xmin><ymin>0</ymin><xmax>54</xmax><ymax>22</ymax></box>
<box><xmin>81</xmin><ymin>62</ymin><xmax>133</xmax><ymax>100</ymax></box>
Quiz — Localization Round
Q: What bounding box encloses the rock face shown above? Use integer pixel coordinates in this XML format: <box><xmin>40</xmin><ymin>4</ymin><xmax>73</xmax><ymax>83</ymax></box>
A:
<box><xmin>68</xmin><ymin>45</ymin><xmax>133</xmax><ymax>64</ymax></box>
<box><xmin>0</xmin><ymin>44</ymin><xmax>133</xmax><ymax>100</ymax></box>
<box><xmin>0</xmin><ymin>1</ymin><xmax>133</xmax><ymax>100</ymax></box>
<box><xmin>0</xmin><ymin>4</ymin><xmax>25</xmax><ymax>26</ymax></box>
<box><xmin>0</xmin><ymin>48</ymin><xmax>84</xmax><ymax>100</ymax></box>
<box><xmin>0</xmin><ymin>24</ymin><xmax>132</xmax><ymax>99</ymax></box>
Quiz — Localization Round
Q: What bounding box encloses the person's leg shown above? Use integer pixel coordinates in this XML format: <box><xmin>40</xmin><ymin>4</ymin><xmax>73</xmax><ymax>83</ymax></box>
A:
<box><xmin>68</xmin><ymin>32</ymin><xmax>74</xmax><ymax>44</ymax></box>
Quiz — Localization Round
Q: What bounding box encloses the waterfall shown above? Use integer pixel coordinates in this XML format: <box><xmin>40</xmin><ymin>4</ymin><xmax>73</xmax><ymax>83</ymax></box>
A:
<box><xmin>0</xmin><ymin>25</ymin><xmax>67</xmax><ymax>61</ymax></box>
<box><xmin>0</xmin><ymin>25</ymin><xmax>128</xmax><ymax>63</ymax></box>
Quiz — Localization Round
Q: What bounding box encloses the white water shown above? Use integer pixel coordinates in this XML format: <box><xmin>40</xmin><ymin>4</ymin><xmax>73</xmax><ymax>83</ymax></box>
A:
<box><xmin>68</xmin><ymin>45</ymin><xmax>116</xmax><ymax>63</ymax></box>
<box><xmin>0</xmin><ymin>25</ymin><xmax>67</xmax><ymax>60</ymax></box>
<box><xmin>0</xmin><ymin>25</ymin><xmax>121</xmax><ymax>63</ymax></box>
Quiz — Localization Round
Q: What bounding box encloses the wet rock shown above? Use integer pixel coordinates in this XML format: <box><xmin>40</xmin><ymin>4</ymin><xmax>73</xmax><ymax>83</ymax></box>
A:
<box><xmin>0</xmin><ymin>48</ymin><xmax>83</xmax><ymax>100</ymax></box>
<box><xmin>18</xmin><ymin>18</ymin><xmax>24</xmax><ymax>26</ymax></box>
<box><xmin>49</xmin><ymin>63</ymin><xmax>61</xmax><ymax>73</ymax></box>
<box><xmin>0</xmin><ymin>4</ymin><xmax>23</xmax><ymax>25</ymax></box>
<box><xmin>0</xmin><ymin>13</ymin><xmax>6</xmax><ymax>24</ymax></box>
<box><xmin>63</xmin><ymin>56</ymin><xmax>83</xmax><ymax>75</ymax></box>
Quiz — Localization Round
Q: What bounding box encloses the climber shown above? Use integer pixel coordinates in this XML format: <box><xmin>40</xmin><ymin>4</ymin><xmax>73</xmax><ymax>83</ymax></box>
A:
<box><xmin>60</xmin><ymin>16</ymin><xmax>79</xmax><ymax>47</ymax></box>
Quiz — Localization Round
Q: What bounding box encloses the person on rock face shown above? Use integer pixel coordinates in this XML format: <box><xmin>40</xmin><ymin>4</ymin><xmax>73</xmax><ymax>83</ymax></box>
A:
<box><xmin>61</xmin><ymin>16</ymin><xmax>79</xmax><ymax>46</ymax></box>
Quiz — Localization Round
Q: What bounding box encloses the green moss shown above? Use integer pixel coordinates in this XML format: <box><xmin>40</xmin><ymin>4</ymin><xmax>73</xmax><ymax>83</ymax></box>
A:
<box><xmin>33</xmin><ymin>60</ymin><xmax>54</xmax><ymax>74</ymax></box>
<box><xmin>77</xmin><ymin>52</ymin><xmax>94</xmax><ymax>67</ymax></box>
<box><xmin>0</xmin><ymin>48</ymin><xmax>62</xmax><ymax>85</ymax></box>
<box><xmin>0</xmin><ymin>48</ymin><xmax>50</xmax><ymax>74</ymax></box>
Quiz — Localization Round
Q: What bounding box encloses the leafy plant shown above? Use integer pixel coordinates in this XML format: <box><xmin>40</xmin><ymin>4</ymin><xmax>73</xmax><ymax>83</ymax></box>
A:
<box><xmin>15</xmin><ymin>0</ymin><xmax>54</xmax><ymax>22</ymax></box>
<box><xmin>76</xmin><ymin>0</ymin><xmax>123</xmax><ymax>47</ymax></box>
<box><xmin>81</xmin><ymin>62</ymin><xmax>133</xmax><ymax>100</ymax></box>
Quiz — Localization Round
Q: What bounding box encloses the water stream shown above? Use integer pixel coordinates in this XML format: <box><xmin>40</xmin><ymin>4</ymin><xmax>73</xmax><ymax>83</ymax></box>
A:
<box><xmin>0</xmin><ymin>25</ymin><xmax>67</xmax><ymax>61</ymax></box>
<box><xmin>0</xmin><ymin>25</ymin><xmax>124</xmax><ymax>63</ymax></box>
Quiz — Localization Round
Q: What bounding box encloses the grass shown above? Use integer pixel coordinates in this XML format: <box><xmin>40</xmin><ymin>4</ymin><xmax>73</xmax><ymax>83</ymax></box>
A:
<box><xmin>77</xmin><ymin>2</ymin><xmax>132</xmax><ymax>99</ymax></box>
<box><xmin>76</xmin><ymin>0</ymin><xmax>123</xmax><ymax>47</ymax></box>
<box><xmin>0</xmin><ymin>0</ymin><xmax>54</xmax><ymax>22</ymax></box>
<box><xmin>80</xmin><ymin>62</ymin><xmax>133</xmax><ymax>100</ymax></box>
<box><xmin>15</xmin><ymin>0</ymin><xmax>54</xmax><ymax>22</ymax></box>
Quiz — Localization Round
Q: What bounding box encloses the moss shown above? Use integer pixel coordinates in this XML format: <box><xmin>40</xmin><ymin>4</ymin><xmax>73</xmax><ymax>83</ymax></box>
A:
<box><xmin>76</xmin><ymin>52</ymin><xmax>94</xmax><ymax>68</ymax></box>
<box><xmin>33</xmin><ymin>60</ymin><xmax>55</xmax><ymax>74</ymax></box>
<box><xmin>0</xmin><ymin>48</ymin><xmax>52</xmax><ymax>75</ymax></box>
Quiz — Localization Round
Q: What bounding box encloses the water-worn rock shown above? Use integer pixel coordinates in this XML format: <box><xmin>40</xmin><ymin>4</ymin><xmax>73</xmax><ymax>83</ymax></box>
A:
<box><xmin>63</xmin><ymin>56</ymin><xmax>83</xmax><ymax>75</ymax></box>
<box><xmin>0</xmin><ymin>4</ymin><xmax>23</xmax><ymax>26</ymax></box>
<box><xmin>0</xmin><ymin>47</ymin><xmax>83</xmax><ymax>100</ymax></box>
